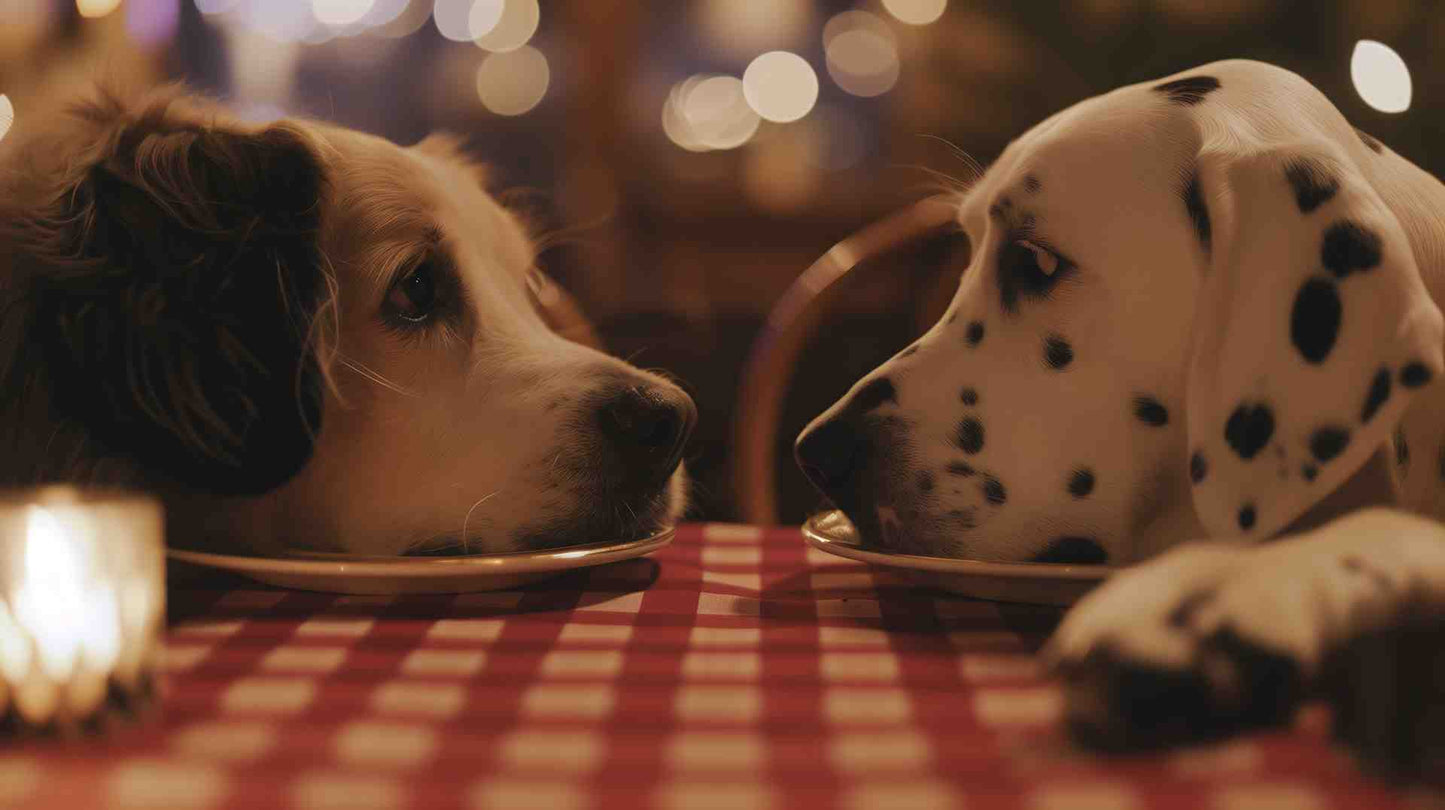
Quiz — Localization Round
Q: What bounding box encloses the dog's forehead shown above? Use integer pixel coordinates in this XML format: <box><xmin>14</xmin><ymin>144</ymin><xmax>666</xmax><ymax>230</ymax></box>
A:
<box><xmin>310</xmin><ymin>123</ymin><xmax>533</xmax><ymax>275</ymax></box>
<box><xmin>960</xmin><ymin>86</ymin><xmax>1191</xmax><ymax>221</ymax></box>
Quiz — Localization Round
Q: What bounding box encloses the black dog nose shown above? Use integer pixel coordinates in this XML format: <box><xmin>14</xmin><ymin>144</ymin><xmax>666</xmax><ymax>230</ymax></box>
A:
<box><xmin>795</xmin><ymin>417</ymin><xmax>861</xmax><ymax>494</ymax></box>
<box><xmin>598</xmin><ymin>384</ymin><xmax>697</xmax><ymax>472</ymax></box>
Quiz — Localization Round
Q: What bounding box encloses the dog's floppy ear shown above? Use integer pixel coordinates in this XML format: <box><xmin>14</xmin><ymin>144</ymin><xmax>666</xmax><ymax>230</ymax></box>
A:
<box><xmin>1184</xmin><ymin>141</ymin><xmax>1443</xmax><ymax>538</ymax></box>
<box><xmin>29</xmin><ymin>97</ymin><xmax>329</xmax><ymax>496</ymax></box>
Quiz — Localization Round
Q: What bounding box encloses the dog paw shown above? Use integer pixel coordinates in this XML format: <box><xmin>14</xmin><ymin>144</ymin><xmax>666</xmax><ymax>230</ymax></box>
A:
<box><xmin>1044</xmin><ymin>542</ymin><xmax>1311</xmax><ymax>749</ymax></box>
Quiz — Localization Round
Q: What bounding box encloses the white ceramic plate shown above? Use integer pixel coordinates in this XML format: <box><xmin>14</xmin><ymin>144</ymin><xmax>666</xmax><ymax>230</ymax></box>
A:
<box><xmin>166</xmin><ymin>527</ymin><xmax>675</xmax><ymax>595</ymax></box>
<box><xmin>803</xmin><ymin>511</ymin><xmax>1114</xmax><ymax>605</ymax></box>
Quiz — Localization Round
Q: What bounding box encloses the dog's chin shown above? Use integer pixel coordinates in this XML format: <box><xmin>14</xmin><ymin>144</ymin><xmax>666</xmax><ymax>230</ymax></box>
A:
<box><xmin>513</xmin><ymin>468</ymin><xmax>686</xmax><ymax>551</ymax></box>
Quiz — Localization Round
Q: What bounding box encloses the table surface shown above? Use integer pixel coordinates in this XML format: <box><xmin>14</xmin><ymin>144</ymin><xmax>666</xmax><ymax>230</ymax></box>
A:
<box><xmin>0</xmin><ymin>524</ymin><xmax>1424</xmax><ymax>809</ymax></box>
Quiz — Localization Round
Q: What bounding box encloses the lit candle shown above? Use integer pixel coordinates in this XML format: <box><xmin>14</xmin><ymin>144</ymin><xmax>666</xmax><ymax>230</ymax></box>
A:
<box><xmin>0</xmin><ymin>487</ymin><xmax>163</xmax><ymax>729</ymax></box>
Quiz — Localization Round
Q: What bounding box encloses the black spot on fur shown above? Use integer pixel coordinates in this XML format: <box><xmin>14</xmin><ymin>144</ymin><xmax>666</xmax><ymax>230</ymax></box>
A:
<box><xmin>1183</xmin><ymin>172</ymin><xmax>1211</xmax><ymax>252</ymax></box>
<box><xmin>1310</xmin><ymin>426</ymin><xmax>1350</xmax><ymax>462</ymax></box>
<box><xmin>983</xmin><ymin>476</ymin><xmax>1007</xmax><ymax>505</ymax></box>
<box><xmin>1153</xmin><ymin>75</ymin><xmax>1221</xmax><ymax>105</ymax></box>
<box><xmin>1302</xmin><ymin>464</ymin><xmax>1318</xmax><ymax>482</ymax></box>
<box><xmin>956</xmin><ymin>418</ymin><xmax>984</xmax><ymax>454</ymax></box>
<box><xmin>1401</xmin><ymin>362</ymin><xmax>1432</xmax><ymax>388</ymax></box>
<box><xmin>1068</xmin><ymin>468</ymin><xmax>1095</xmax><ymax>498</ymax></box>
<box><xmin>898</xmin><ymin>345</ymin><xmax>918</xmax><ymax>358</ymax></box>
<box><xmin>1394</xmin><ymin>427</ymin><xmax>1410</xmax><ymax>469</ymax></box>
<box><xmin>946</xmin><ymin>461</ymin><xmax>976</xmax><ymax>477</ymax></box>
<box><xmin>1023</xmin><ymin>174</ymin><xmax>1041</xmax><ymax>194</ymax></box>
<box><xmin>1361</xmin><ymin>367</ymin><xmax>1391</xmax><ymax>423</ymax></box>
<box><xmin>1032</xmin><ymin>536</ymin><xmax>1108</xmax><ymax>565</ymax></box>
<box><xmin>1238</xmin><ymin>503</ymin><xmax>1257</xmax><ymax>530</ymax></box>
<box><xmin>965</xmin><ymin>321</ymin><xmax>985</xmax><ymax>346</ymax></box>
<box><xmin>917</xmin><ymin>471</ymin><xmax>935</xmax><ymax>494</ymax></box>
<box><xmin>1225</xmin><ymin>403</ymin><xmax>1274</xmax><ymax>460</ymax></box>
<box><xmin>1354</xmin><ymin>127</ymin><xmax>1383</xmax><ymax>154</ymax></box>
<box><xmin>1283</xmin><ymin>158</ymin><xmax>1339</xmax><ymax>213</ymax></box>
<box><xmin>1189</xmin><ymin>452</ymin><xmax>1207</xmax><ymax>484</ymax></box>
<box><xmin>1133</xmin><ymin>396</ymin><xmax>1169</xmax><ymax>427</ymax></box>
<box><xmin>1321</xmin><ymin>221</ymin><xmax>1383</xmax><ymax>277</ymax></box>
<box><xmin>1044</xmin><ymin>334</ymin><xmax>1074</xmax><ymax>370</ymax></box>
<box><xmin>1290</xmin><ymin>278</ymin><xmax>1342</xmax><ymax>364</ymax></box>
<box><xmin>960</xmin><ymin>387</ymin><xmax>978</xmax><ymax>406</ymax></box>
<box><xmin>851</xmin><ymin>377</ymin><xmax>896</xmax><ymax>413</ymax></box>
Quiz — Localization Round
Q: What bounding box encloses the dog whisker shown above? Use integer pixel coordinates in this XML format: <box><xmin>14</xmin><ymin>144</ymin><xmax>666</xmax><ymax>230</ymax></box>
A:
<box><xmin>459</xmin><ymin>489</ymin><xmax>501</xmax><ymax>556</ymax></box>
<box><xmin>916</xmin><ymin>133</ymin><xmax>987</xmax><ymax>183</ymax></box>
<box><xmin>337</xmin><ymin>355</ymin><xmax>417</xmax><ymax>397</ymax></box>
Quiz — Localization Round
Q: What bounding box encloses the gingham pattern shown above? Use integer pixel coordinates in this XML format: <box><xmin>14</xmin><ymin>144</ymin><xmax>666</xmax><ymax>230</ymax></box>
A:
<box><xmin>0</xmin><ymin>525</ymin><xmax>1413</xmax><ymax>809</ymax></box>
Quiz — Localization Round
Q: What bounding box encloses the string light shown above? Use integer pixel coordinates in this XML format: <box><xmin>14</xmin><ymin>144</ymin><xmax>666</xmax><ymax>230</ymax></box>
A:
<box><xmin>476</xmin><ymin>45</ymin><xmax>549</xmax><ymax>116</ymax></box>
<box><xmin>474</xmin><ymin>0</ymin><xmax>538</xmax><ymax>52</ymax></box>
<box><xmin>0</xmin><ymin>95</ymin><xmax>14</xmax><ymax>144</ymax></box>
<box><xmin>880</xmin><ymin>0</ymin><xmax>947</xmax><ymax>26</ymax></box>
<box><xmin>823</xmin><ymin>11</ymin><xmax>899</xmax><ymax>98</ymax></box>
<box><xmin>311</xmin><ymin>0</ymin><xmax>375</xmax><ymax>27</ymax></box>
<box><xmin>1351</xmin><ymin>40</ymin><xmax>1411</xmax><ymax>113</ymax></box>
<box><xmin>742</xmin><ymin>51</ymin><xmax>818</xmax><ymax>124</ymax></box>
<box><xmin>77</xmin><ymin>0</ymin><xmax>122</xmax><ymax>18</ymax></box>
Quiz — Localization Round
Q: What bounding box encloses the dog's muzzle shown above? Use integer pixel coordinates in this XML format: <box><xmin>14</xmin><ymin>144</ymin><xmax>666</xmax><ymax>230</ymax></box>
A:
<box><xmin>595</xmin><ymin>383</ymin><xmax>697</xmax><ymax>488</ymax></box>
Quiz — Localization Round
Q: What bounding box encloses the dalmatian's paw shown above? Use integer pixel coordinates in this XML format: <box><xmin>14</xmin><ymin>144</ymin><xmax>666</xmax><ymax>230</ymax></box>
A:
<box><xmin>1043</xmin><ymin>541</ymin><xmax>1301</xmax><ymax>749</ymax></box>
<box><xmin>1044</xmin><ymin>509</ymin><xmax>1445</xmax><ymax>751</ymax></box>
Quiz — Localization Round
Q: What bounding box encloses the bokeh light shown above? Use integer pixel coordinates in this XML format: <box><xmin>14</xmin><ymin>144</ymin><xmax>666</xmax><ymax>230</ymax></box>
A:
<box><xmin>193</xmin><ymin>0</ymin><xmax>239</xmax><ymax>13</ymax></box>
<box><xmin>0</xmin><ymin>96</ymin><xmax>13</xmax><ymax>144</ymax></box>
<box><xmin>474</xmin><ymin>0</ymin><xmax>539</xmax><ymax>53</ymax></box>
<box><xmin>664</xmin><ymin>75</ymin><xmax>760</xmax><ymax>152</ymax></box>
<box><xmin>77</xmin><ymin>0</ymin><xmax>122</xmax><ymax>18</ymax></box>
<box><xmin>237</xmin><ymin>0</ymin><xmax>317</xmax><ymax>41</ymax></box>
<box><xmin>880</xmin><ymin>0</ymin><xmax>947</xmax><ymax>26</ymax></box>
<box><xmin>359</xmin><ymin>0</ymin><xmax>408</xmax><ymax>26</ymax></box>
<box><xmin>1351</xmin><ymin>40</ymin><xmax>1411</xmax><ymax>114</ymax></box>
<box><xmin>823</xmin><ymin>11</ymin><xmax>899</xmax><ymax>98</ymax></box>
<box><xmin>312</xmin><ymin>0</ymin><xmax>375</xmax><ymax>26</ymax></box>
<box><xmin>468</xmin><ymin>0</ymin><xmax>503</xmax><ymax>39</ymax></box>
<box><xmin>476</xmin><ymin>45</ymin><xmax>549</xmax><ymax>116</ymax></box>
<box><xmin>370</xmin><ymin>0</ymin><xmax>430</xmax><ymax>36</ymax></box>
<box><xmin>742</xmin><ymin>51</ymin><xmax>818</xmax><ymax>124</ymax></box>
<box><xmin>433</xmin><ymin>0</ymin><xmax>477</xmax><ymax>41</ymax></box>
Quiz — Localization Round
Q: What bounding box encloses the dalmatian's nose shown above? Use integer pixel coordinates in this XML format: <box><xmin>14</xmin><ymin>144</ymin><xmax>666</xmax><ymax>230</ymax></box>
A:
<box><xmin>597</xmin><ymin>384</ymin><xmax>697</xmax><ymax>479</ymax></box>
<box><xmin>795</xmin><ymin>418</ymin><xmax>861</xmax><ymax>494</ymax></box>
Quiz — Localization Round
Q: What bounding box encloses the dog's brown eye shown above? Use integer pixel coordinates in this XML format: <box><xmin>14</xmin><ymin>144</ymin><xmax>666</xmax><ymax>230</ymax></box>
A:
<box><xmin>998</xmin><ymin>236</ymin><xmax>1073</xmax><ymax>312</ymax></box>
<box><xmin>387</xmin><ymin>261</ymin><xmax>438</xmax><ymax>324</ymax></box>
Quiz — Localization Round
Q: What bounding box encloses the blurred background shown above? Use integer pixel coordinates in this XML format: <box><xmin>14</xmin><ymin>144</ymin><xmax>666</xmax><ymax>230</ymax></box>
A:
<box><xmin>0</xmin><ymin>0</ymin><xmax>1434</xmax><ymax>525</ymax></box>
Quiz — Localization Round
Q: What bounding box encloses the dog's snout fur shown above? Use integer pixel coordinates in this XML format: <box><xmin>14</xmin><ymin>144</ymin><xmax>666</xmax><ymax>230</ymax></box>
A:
<box><xmin>596</xmin><ymin>380</ymin><xmax>697</xmax><ymax>487</ymax></box>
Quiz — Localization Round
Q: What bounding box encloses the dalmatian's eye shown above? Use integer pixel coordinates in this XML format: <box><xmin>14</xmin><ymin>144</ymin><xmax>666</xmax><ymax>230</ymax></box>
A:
<box><xmin>1017</xmin><ymin>240</ymin><xmax>1059</xmax><ymax>276</ymax></box>
<box><xmin>997</xmin><ymin>236</ymin><xmax>1073</xmax><ymax>311</ymax></box>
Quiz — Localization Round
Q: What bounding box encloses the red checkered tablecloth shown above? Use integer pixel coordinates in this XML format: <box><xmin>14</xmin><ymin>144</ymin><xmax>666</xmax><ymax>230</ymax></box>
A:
<box><xmin>0</xmin><ymin>524</ymin><xmax>1422</xmax><ymax>808</ymax></box>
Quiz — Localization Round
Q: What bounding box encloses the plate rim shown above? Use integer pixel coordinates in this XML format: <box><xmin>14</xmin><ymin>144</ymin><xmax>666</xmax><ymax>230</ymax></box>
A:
<box><xmin>166</xmin><ymin>526</ymin><xmax>675</xmax><ymax>580</ymax></box>
<box><xmin>803</xmin><ymin>511</ymin><xmax>1115</xmax><ymax>581</ymax></box>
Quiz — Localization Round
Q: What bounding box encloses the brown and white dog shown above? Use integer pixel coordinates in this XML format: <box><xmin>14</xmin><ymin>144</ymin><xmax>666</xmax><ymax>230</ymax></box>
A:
<box><xmin>0</xmin><ymin>87</ymin><xmax>694</xmax><ymax>557</ymax></box>
<box><xmin>797</xmin><ymin>61</ymin><xmax>1445</xmax><ymax>763</ymax></box>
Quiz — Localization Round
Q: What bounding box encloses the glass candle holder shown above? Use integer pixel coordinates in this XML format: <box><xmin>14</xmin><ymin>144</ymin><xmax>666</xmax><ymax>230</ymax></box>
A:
<box><xmin>0</xmin><ymin>487</ymin><xmax>164</xmax><ymax>730</ymax></box>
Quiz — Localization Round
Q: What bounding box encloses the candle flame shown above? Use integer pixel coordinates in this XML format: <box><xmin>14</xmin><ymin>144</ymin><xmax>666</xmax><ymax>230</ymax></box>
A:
<box><xmin>18</xmin><ymin>506</ymin><xmax>86</xmax><ymax>678</ymax></box>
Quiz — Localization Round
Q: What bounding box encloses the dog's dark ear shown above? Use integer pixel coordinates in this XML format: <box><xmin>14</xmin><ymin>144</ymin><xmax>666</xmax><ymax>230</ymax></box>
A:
<box><xmin>32</xmin><ymin>104</ymin><xmax>329</xmax><ymax>496</ymax></box>
<box><xmin>1184</xmin><ymin>142</ymin><xmax>1443</xmax><ymax>539</ymax></box>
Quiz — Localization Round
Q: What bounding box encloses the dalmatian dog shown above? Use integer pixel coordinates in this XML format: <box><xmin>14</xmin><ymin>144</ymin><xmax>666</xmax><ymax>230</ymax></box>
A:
<box><xmin>796</xmin><ymin>60</ymin><xmax>1445</xmax><ymax>759</ymax></box>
